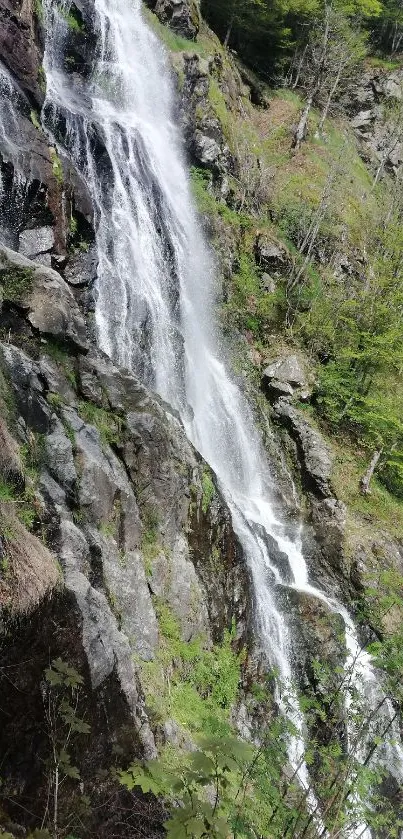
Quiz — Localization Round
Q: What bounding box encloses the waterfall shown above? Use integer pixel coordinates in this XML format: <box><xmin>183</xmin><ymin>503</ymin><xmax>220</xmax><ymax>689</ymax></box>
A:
<box><xmin>39</xmin><ymin>0</ymin><xmax>402</xmax><ymax>833</ymax></box>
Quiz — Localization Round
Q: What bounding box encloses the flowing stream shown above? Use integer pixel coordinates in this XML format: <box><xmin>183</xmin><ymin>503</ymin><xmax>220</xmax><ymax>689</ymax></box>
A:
<box><xmin>20</xmin><ymin>0</ymin><xmax>403</xmax><ymax>832</ymax></box>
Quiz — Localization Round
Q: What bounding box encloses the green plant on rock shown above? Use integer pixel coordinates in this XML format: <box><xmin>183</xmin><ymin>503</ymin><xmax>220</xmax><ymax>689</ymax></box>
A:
<box><xmin>49</xmin><ymin>147</ymin><xmax>63</xmax><ymax>186</ymax></box>
<box><xmin>30</xmin><ymin>110</ymin><xmax>42</xmax><ymax>131</ymax></box>
<box><xmin>77</xmin><ymin>401</ymin><xmax>123</xmax><ymax>447</ymax></box>
<box><xmin>201</xmin><ymin>467</ymin><xmax>215</xmax><ymax>514</ymax></box>
<box><xmin>0</xmin><ymin>265</ymin><xmax>34</xmax><ymax>303</ymax></box>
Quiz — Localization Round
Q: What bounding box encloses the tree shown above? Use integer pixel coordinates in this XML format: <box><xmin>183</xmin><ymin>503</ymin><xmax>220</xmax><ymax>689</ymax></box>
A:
<box><xmin>292</xmin><ymin>7</ymin><xmax>368</xmax><ymax>150</ymax></box>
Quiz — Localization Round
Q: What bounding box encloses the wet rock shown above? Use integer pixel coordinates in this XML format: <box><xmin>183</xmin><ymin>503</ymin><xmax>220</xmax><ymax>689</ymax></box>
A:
<box><xmin>64</xmin><ymin>246</ymin><xmax>98</xmax><ymax>287</ymax></box>
<box><xmin>0</xmin><ymin>246</ymin><xmax>88</xmax><ymax>350</ymax></box>
<box><xmin>279</xmin><ymin>586</ymin><xmax>346</xmax><ymax>692</ymax></box>
<box><xmin>274</xmin><ymin>399</ymin><xmax>333</xmax><ymax>498</ymax></box>
<box><xmin>0</xmin><ymin>0</ymin><xmax>45</xmax><ymax>107</ymax></box>
<box><xmin>18</xmin><ymin>226</ymin><xmax>55</xmax><ymax>259</ymax></box>
<box><xmin>310</xmin><ymin>497</ymin><xmax>347</xmax><ymax>575</ymax></box>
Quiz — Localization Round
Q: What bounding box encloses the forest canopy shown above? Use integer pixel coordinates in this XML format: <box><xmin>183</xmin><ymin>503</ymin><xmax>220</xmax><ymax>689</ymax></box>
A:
<box><xmin>201</xmin><ymin>0</ymin><xmax>403</xmax><ymax>76</ymax></box>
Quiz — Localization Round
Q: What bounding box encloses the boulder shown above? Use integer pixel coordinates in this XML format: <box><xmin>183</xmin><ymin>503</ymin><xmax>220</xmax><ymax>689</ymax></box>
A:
<box><xmin>64</xmin><ymin>246</ymin><xmax>98</xmax><ymax>287</ymax></box>
<box><xmin>0</xmin><ymin>246</ymin><xmax>88</xmax><ymax>351</ymax></box>
<box><xmin>263</xmin><ymin>355</ymin><xmax>306</xmax><ymax>388</ymax></box>
<box><xmin>255</xmin><ymin>233</ymin><xmax>290</xmax><ymax>274</ymax></box>
<box><xmin>193</xmin><ymin>131</ymin><xmax>222</xmax><ymax>165</ymax></box>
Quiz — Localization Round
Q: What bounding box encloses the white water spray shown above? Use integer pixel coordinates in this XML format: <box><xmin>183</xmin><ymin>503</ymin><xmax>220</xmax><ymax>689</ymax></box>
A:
<box><xmin>37</xmin><ymin>0</ymin><xmax>403</xmax><ymax>833</ymax></box>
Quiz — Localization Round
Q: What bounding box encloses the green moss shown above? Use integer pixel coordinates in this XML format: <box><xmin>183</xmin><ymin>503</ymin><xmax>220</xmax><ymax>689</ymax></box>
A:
<box><xmin>30</xmin><ymin>110</ymin><xmax>42</xmax><ymax>131</ymax></box>
<box><xmin>49</xmin><ymin>147</ymin><xmax>63</xmax><ymax>185</ymax></box>
<box><xmin>58</xmin><ymin>3</ymin><xmax>84</xmax><ymax>32</ymax></box>
<box><xmin>0</xmin><ymin>265</ymin><xmax>34</xmax><ymax>303</ymax></box>
<box><xmin>77</xmin><ymin>401</ymin><xmax>123</xmax><ymax>447</ymax></box>
<box><xmin>201</xmin><ymin>467</ymin><xmax>215</xmax><ymax>514</ymax></box>
<box><xmin>208</xmin><ymin>78</ymin><xmax>234</xmax><ymax>148</ymax></box>
<box><xmin>34</xmin><ymin>0</ymin><xmax>44</xmax><ymax>22</ymax></box>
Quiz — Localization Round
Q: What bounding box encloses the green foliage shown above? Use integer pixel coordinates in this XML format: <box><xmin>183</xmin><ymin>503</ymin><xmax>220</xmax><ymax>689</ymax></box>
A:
<box><xmin>121</xmin><ymin>735</ymin><xmax>252</xmax><ymax>839</ymax></box>
<box><xmin>140</xmin><ymin>604</ymin><xmax>243</xmax><ymax>740</ymax></box>
<box><xmin>0</xmin><ymin>475</ymin><xmax>38</xmax><ymax>533</ymax></box>
<box><xmin>42</xmin><ymin>660</ymin><xmax>90</xmax><ymax>836</ymax></box>
<box><xmin>34</xmin><ymin>0</ymin><xmax>44</xmax><ymax>22</ymax></box>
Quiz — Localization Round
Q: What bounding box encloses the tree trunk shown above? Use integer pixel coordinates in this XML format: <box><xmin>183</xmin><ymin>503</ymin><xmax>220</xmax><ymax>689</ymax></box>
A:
<box><xmin>292</xmin><ymin>91</ymin><xmax>315</xmax><ymax>151</ymax></box>
<box><xmin>360</xmin><ymin>449</ymin><xmax>382</xmax><ymax>494</ymax></box>
<box><xmin>317</xmin><ymin>63</ymin><xmax>342</xmax><ymax>134</ymax></box>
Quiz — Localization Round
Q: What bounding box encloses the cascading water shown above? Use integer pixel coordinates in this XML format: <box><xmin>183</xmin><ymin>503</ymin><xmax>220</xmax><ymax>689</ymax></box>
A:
<box><xmin>38</xmin><ymin>0</ymin><xmax>402</xmax><ymax>833</ymax></box>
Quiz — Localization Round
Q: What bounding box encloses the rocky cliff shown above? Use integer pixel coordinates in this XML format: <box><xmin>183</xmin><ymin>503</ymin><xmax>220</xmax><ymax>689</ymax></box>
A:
<box><xmin>0</xmin><ymin>1</ymin><xmax>402</xmax><ymax>837</ymax></box>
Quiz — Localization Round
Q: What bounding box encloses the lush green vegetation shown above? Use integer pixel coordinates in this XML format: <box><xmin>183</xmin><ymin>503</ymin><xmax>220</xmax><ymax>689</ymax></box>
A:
<box><xmin>123</xmin><ymin>574</ymin><xmax>403</xmax><ymax>838</ymax></box>
<box><xmin>201</xmin><ymin>0</ymin><xmax>401</xmax><ymax>78</ymax></box>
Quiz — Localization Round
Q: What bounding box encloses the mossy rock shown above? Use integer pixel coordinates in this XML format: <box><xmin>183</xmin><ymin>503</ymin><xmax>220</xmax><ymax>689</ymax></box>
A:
<box><xmin>0</xmin><ymin>265</ymin><xmax>34</xmax><ymax>306</ymax></box>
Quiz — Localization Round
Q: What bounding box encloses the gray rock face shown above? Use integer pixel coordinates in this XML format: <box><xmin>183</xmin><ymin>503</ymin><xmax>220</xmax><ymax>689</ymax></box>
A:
<box><xmin>177</xmin><ymin>53</ymin><xmax>234</xmax><ymax>177</ymax></box>
<box><xmin>147</xmin><ymin>0</ymin><xmax>200</xmax><ymax>40</ymax></box>
<box><xmin>274</xmin><ymin>399</ymin><xmax>333</xmax><ymax>498</ymax></box>
<box><xmin>19</xmin><ymin>226</ymin><xmax>55</xmax><ymax>259</ymax></box>
<box><xmin>262</xmin><ymin>355</ymin><xmax>310</xmax><ymax>403</ymax></box>
<box><xmin>0</xmin><ymin>246</ymin><xmax>88</xmax><ymax>350</ymax></box>
<box><xmin>58</xmin><ymin>519</ymin><xmax>157</xmax><ymax>758</ymax></box>
<box><xmin>64</xmin><ymin>246</ymin><xmax>98</xmax><ymax>287</ymax></box>
<box><xmin>311</xmin><ymin>497</ymin><xmax>347</xmax><ymax>575</ymax></box>
<box><xmin>0</xmin><ymin>343</ymin><xmax>52</xmax><ymax>433</ymax></box>
<box><xmin>88</xmin><ymin>529</ymin><xmax>159</xmax><ymax>661</ymax></box>
<box><xmin>255</xmin><ymin>233</ymin><xmax>290</xmax><ymax>274</ymax></box>
<box><xmin>346</xmin><ymin>68</ymin><xmax>403</xmax><ymax>177</ymax></box>
<box><xmin>39</xmin><ymin>354</ymin><xmax>77</xmax><ymax>406</ymax></box>
<box><xmin>44</xmin><ymin>419</ymin><xmax>78</xmax><ymax>495</ymax></box>
<box><xmin>193</xmin><ymin>130</ymin><xmax>222</xmax><ymax>164</ymax></box>
<box><xmin>263</xmin><ymin>355</ymin><xmax>306</xmax><ymax>388</ymax></box>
